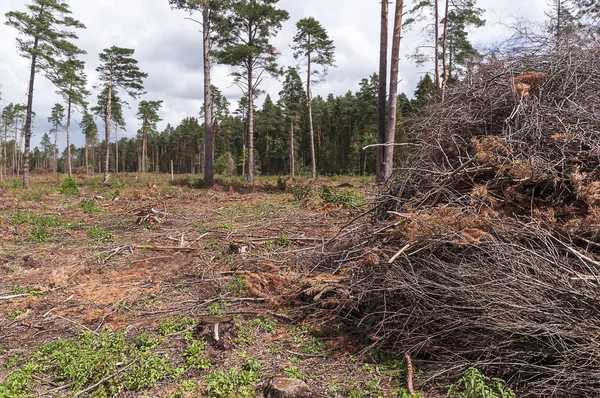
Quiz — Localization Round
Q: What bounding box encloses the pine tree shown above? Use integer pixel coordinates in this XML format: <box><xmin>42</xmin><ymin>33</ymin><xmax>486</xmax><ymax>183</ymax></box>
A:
<box><xmin>79</xmin><ymin>112</ymin><xmax>97</xmax><ymax>175</ymax></box>
<box><xmin>413</xmin><ymin>73</ymin><xmax>436</xmax><ymax>108</ymax></box>
<box><xmin>136</xmin><ymin>100</ymin><xmax>163</xmax><ymax>177</ymax></box>
<box><xmin>48</xmin><ymin>104</ymin><xmax>65</xmax><ymax>174</ymax></box>
<box><xmin>292</xmin><ymin>17</ymin><xmax>336</xmax><ymax>180</ymax></box>
<box><xmin>5</xmin><ymin>0</ymin><xmax>85</xmax><ymax>186</ymax></box>
<box><xmin>53</xmin><ymin>57</ymin><xmax>89</xmax><ymax>176</ymax></box>
<box><xmin>279</xmin><ymin>67</ymin><xmax>306</xmax><ymax>177</ymax></box>
<box><xmin>168</xmin><ymin>0</ymin><xmax>230</xmax><ymax>183</ymax></box>
<box><xmin>96</xmin><ymin>46</ymin><xmax>147</xmax><ymax>185</ymax></box>
<box><xmin>213</xmin><ymin>0</ymin><xmax>289</xmax><ymax>182</ymax></box>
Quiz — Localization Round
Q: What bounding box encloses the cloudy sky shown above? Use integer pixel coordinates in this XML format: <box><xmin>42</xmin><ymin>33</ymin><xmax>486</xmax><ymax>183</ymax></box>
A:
<box><xmin>0</xmin><ymin>0</ymin><xmax>548</xmax><ymax>150</ymax></box>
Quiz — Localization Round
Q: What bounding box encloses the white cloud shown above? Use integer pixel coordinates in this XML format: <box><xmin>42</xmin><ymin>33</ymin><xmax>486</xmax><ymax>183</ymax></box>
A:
<box><xmin>0</xmin><ymin>0</ymin><xmax>549</xmax><ymax>151</ymax></box>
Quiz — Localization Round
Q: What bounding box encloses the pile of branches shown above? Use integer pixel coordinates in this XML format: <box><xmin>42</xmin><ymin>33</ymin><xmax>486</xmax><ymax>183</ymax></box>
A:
<box><xmin>321</xmin><ymin>33</ymin><xmax>600</xmax><ymax>396</ymax></box>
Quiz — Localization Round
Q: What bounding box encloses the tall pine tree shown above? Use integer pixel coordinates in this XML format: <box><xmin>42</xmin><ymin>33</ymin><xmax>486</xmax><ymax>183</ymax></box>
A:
<box><xmin>213</xmin><ymin>0</ymin><xmax>289</xmax><ymax>182</ymax></box>
<box><xmin>96</xmin><ymin>46</ymin><xmax>147</xmax><ymax>185</ymax></box>
<box><xmin>292</xmin><ymin>17</ymin><xmax>336</xmax><ymax>179</ymax></box>
<box><xmin>136</xmin><ymin>100</ymin><xmax>163</xmax><ymax>178</ymax></box>
<box><xmin>5</xmin><ymin>0</ymin><xmax>85</xmax><ymax>186</ymax></box>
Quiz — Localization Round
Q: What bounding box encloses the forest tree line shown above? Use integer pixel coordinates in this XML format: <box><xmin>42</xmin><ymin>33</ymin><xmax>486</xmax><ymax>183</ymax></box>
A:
<box><xmin>1</xmin><ymin>0</ymin><xmax>595</xmax><ymax>185</ymax></box>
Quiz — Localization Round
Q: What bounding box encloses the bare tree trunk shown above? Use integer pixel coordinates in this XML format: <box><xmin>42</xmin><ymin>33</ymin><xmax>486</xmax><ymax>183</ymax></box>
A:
<box><xmin>383</xmin><ymin>0</ymin><xmax>404</xmax><ymax>181</ymax></box>
<box><xmin>103</xmin><ymin>81</ymin><xmax>112</xmax><ymax>185</ymax></box>
<box><xmin>66</xmin><ymin>99</ymin><xmax>72</xmax><ymax>176</ymax></box>
<box><xmin>306</xmin><ymin>35</ymin><xmax>317</xmax><ymax>180</ymax></box>
<box><xmin>142</xmin><ymin>122</ymin><xmax>147</xmax><ymax>179</ymax></box>
<box><xmin>13</xmin><ymin>122</ymin><xmax>18</xmax><ymax>176</ymax></box>
<box><xmin>115</xmin><ymin>124</ymin><xmax>119</xmax><ymax>174</ymax></box>
<box><xmin>441</xmin><ymin>0</ymin><xmax>450</xmax><ymax>100</ymax></box>
<box><xmin>85</xmin><ymin>135</ymin><xmax>89</xmax><ymax>175</ymax></box>
<box><xmin>247</xmin><ymin>65</ymin><xmax>255</xmax><ymax>182</ymax></box>
<box><xmin>377</xmin><ymin>0</ymin><xmax>389</xmax><ymax>183</ymax></box>
<box><xmin>434</xmin><ymin>0</ymin><xmax>440</xmax><ymax>90</ymax></box>
<box><xmin>289</xmin><ymin>118</ymin><xmax>295</xmax><ymax>178</ymax></box>
<box><xmin>203</xmin><ymin>8</ymin><xmax>214</xmax><ymax>183</ymax></box>
<box><xmin>23</xmin><ymin>41</ymin><xmax>38</xmax><ymax>187</ymax></box>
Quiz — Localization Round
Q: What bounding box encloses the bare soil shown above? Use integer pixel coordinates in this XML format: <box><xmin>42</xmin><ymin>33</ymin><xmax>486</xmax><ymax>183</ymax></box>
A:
<box><xmin>0</xmin><ymin>174</ymin><xmax>423</xmax><ymax>397</ymax></box>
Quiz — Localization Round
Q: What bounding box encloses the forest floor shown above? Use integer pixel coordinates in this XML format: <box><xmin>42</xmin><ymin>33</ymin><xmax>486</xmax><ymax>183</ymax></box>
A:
<box><xmin>0</xmin><ymin>173</ymin><xmax>427</xmax><ymax>398</ymax></box>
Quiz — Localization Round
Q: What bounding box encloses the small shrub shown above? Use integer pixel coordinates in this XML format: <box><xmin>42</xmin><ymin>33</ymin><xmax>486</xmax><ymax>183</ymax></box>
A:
<box><xmin>276</xmin><ymin>177</ymin><xmax>287</xmax><ymax>191</ymax></box>
<box><xmin>283</xmin><ymin>366</ymin><xmax>306</xmax><ymax>380</ymax></box>
<box><xmin>170</xmin><ymin>176</ymin><xmax>193</xmax><ymax>187</ymax></box>
<box><xmin>291</xmin><ymin>182</ymin><xmax>313</xmax><ymax>201</ymax></box>
<box><xmin>183</xmin><ymin>339</ymin><xmax>212</xmax><ymax>370</ymax></box>
<box><xmin>194</xmin><ymin>178</ymin><xmax>210</xmax><ymax>189</ymax></box>
<box><xmin>205</xmin><ymin>367</ymin><xmax>260</xmax><ymax>398</ymax></box>
<box><xmin>59</xmin><ymin>176</ymin><xmax>80</xmax><ymax>196</ymax></box>
<box><xmin>158</xmin><ymin>315</ymin><xmax>195</xmax><ymax>336</ymax></box>
<box><xmin>447</xmin><ymin>367</ymin><xmax>516</xmax><ymax>398</ymax></box>
<box><xmin>227</xmin><ymin>275</ymin><xmax>249</xmax><ymax>297</ymax></box>
<box><xmin>321</xmin><ymin>185</ymin><xmax>364</xmax><ymax>208</ymax></box>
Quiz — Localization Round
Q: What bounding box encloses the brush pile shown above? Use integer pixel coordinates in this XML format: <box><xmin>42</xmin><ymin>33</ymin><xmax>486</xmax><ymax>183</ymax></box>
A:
<box><xmin>322</xmin><ymin>34</ymin><xmax>600</xmax><ymax>396</ymax></box>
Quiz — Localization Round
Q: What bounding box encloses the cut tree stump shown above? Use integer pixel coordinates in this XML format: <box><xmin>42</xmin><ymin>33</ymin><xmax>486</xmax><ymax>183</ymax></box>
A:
<box><xmin>264</xmin><ymin>377</ymin><xmax>314</xmax><ymax>398</ymax></box>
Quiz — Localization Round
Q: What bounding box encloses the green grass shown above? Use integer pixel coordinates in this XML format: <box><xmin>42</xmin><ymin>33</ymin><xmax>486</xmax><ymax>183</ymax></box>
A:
<box><xmin>86</xmin><ymin>227</ymin><xmax>114</xmax><ymax>243</ymax></box>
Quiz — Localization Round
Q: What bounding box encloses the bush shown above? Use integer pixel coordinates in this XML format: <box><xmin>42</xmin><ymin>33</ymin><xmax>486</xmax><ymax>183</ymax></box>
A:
<box><xmin>59</xmin><ymin>176</ymin><xmax>79</xmax><ymax>196</ymax></box>
<box><xmin>448</xmin><ymin>368</ymin><xmax>515</xmax><ymax>398</ymax></box>
<box><xmin>321</xmin><ymin>185</ymin><xmax>364</xmax><ymax>208</ymax></box>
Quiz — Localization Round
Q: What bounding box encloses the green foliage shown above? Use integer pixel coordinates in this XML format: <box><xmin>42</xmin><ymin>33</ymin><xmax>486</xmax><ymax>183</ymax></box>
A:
<box><xmin>59</xmin><ymin>176</ymin><xmax>80</xmax><ymax>196</ymax></box>
<box><xmin>28</xmin><ymin>226</ymin><xmax>52</xmax><ymax>243</ymax></box>
<box><xmin>158</xmin><ymin>315</ymin><xmax>196</xmax><ymax>336</ymax></box>
<box><xmin>208</xmin><ymin>301</ymin><xmax>228</xmax><ymax>316</ymax></box>
<box><xmin>80</xmin><ymin>199</ymin><xmax>101</xmax><ymax>213</ymax></box>
<box><xmin>321</xmin><ymin>185</ymin><xmax>364</xmax><ymax>208</ymax></box>
<box><xmin>249</xmin><ymin>316</ymin><xmax>277</xmax><ymax>333</ymax></box>
<box><xmin>276</xmin><ymin>177</ymin><xmax>287</xmax><ymax>191</ymax></box>
<box><xmin>86</xmin><ymin>227</ymin><xmax>114</xmax><ymax>243</ymax></box>
<box><xmin>394</xmin><ymin>387</ymin><xmax>424</xmax><ymax>397</ymax></box>
<box><xmin>291</xmin><ymin>182</ymin><xmax>313</xmax><ymax>201</ymax></box>
<box><xmin>233</xmin><ymin>315</ymin><xmax>255</xmax><ymax>346</ymax></box>
<box><xmin>0</xmin><ymin>361</ymin><xmax>44</xmax><ymax>397</ymax></box>
<box><xmin>205</xmin><ymin>366</ymin><xmax>261</xmax><ymax>398</ymax></box>
<box><xmin>215</xmin><ymin>152</ymin><xmax>235</xmax><ymax>175</ymax></box>
<box><xmin>275</xmin><ymin>233</ymin><xmax>290</xmax><ymax>247</ymax></box>
<box><xmin>283</xmin><ymin>366</ymin><xmax>305</xmax><ymax>380</ymax></box>
<box><xmin>227</xmin><ymin>275</ymin><xmax>249</xmax><ymax>297</ymax></box>
<box><xmin>447</xmin><ymin>367</ymin><xmax>516</xmax><ymax>398</ymax></box>
<box><xmin>183</xmin><ymin>339</ymin><xmax>212</xmax><ymax>370</ymax></box>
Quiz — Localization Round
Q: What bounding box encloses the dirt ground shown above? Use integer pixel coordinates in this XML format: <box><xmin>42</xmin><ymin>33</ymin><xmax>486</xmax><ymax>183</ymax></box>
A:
<box><xmin>0</xmin><ymin>174</ymin><xmax>429</xmax><ymax>398</ymax></box>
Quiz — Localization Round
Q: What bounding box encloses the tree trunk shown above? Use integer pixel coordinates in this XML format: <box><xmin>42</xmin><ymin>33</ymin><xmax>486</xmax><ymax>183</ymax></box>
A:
<box><xmin>434</xmin><ymin>0</ymin><xmax>440</xmax><ymax>90</ymax></box>
<box><xmin>384</xmin><ymin>0</ymin><xmax>404</xmax><ymax>181</ymax></box>
<box><xmin>307</xmin><ymin>34</ymin><xmax>317</xmax><ymax>180</ymax></box>
<box><xmin>115</xmin><ymin>124</ymin><xmax>119</xmax><ymax>174</ymax></box>
<box><xmin>85</xmin><ymin>135</ymin><xmax>89</xmax><ymax>175</ymax></box>
<box><xmin>142</xmin><ymin>121</ymin><xmax>147</xmax><ymax>178</ymax></box>
<box><xmin>66</xmin><ymin>98</ymin><xmax>72</xmax><ymax>176</ymax></box>
<box><xmin>203</xmin><ymin>8</ymin><xmax>214</xmax><ymax>183</ymax></box>
<box><xmin>247</xmin><ymin>65</ymin><xmax>255</xmax><ymax>182</ymax></box>
<box><xmin>23</xmin><ymin>37</ymin><xmax>39</xmax><ymax>187</ymax></box>
<box><xmin>377</xmin><ymin>0</ymin><xmax>389</xmax><ymax>183</ymax></box>
<box><xmin>289</xmin><ymin>118</ymin><xmax>295</xmax><ymax>177</ymax></box>
<box><xmin>103</xmin><ymin>81</ymin><xmax>112</xmax><ymax>185</ymax></box>
<box><xmin>441</xmin><ymin>0</ymin><xmax>450</xmax><ymax>100</ymax></box>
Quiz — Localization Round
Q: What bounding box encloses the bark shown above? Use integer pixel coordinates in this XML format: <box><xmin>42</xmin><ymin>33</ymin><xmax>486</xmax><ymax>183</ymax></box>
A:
<box><xmin>289</xmin><ymin>118</ymin><xmax>295</xmax><ymax>177</ymax></box>
<box><xmin>103</xmin><ymin>80</ymin><xmax>112</xmax><ymax>185</ymax></box>
<box><xmin>23</xmin><ymin>37</ymin><xmax>39</xmax><ymax>187</ymax></box>
<box><xmin>53</xmin><ymin>124</ymin><xmax>57</xmax><ymax>174</ymax></box>
<box><xmin>441</xmin><ymin>0</ymin><xmax>450</xmax><ymax>100</ymax></box>
<box><xmin>377</xmin><ymin>0</ymin><xmax>389</xmax><ymax>183</ymax></box>
<box><xmin>384</xmin><ymin>0</ymin><xmax>404</xmax><ymax>181</ymax></box>
<box><xmin>115</xmin><ymin>124</ymin><xmax>119</xmax><ymax>174</ymax></box>
<box><xmin>203</xmin><ymin>8</ymin><xmax>214</xmax><ymax>183</ymax></box>
<box><xmin>85</xmin><ymin>136</ymin><xmax>89</xmax><ymax>175</ymax></box>
<box><xmin>434</xmin><ymin>0</ymin><xmax>440</xmax><ymax>90</ymax></box>
<box><xmin>247</xmin><ymin>64</ymin><xmax>254</xmax><ymax>182</ymax></box>
<box><xmin>66</xmin><ymin>99</ymin><xmax>72</xmax><ymax>176</ymax></box>
<box><xmin>307</xmin><ymin>34</ymin><xmax>317</xmax><ymax>180</ymax></box>
<box><xmin>142</xmin><ymin>121</ymin><xmax>147</xmax><ymax>178</ymax></box>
